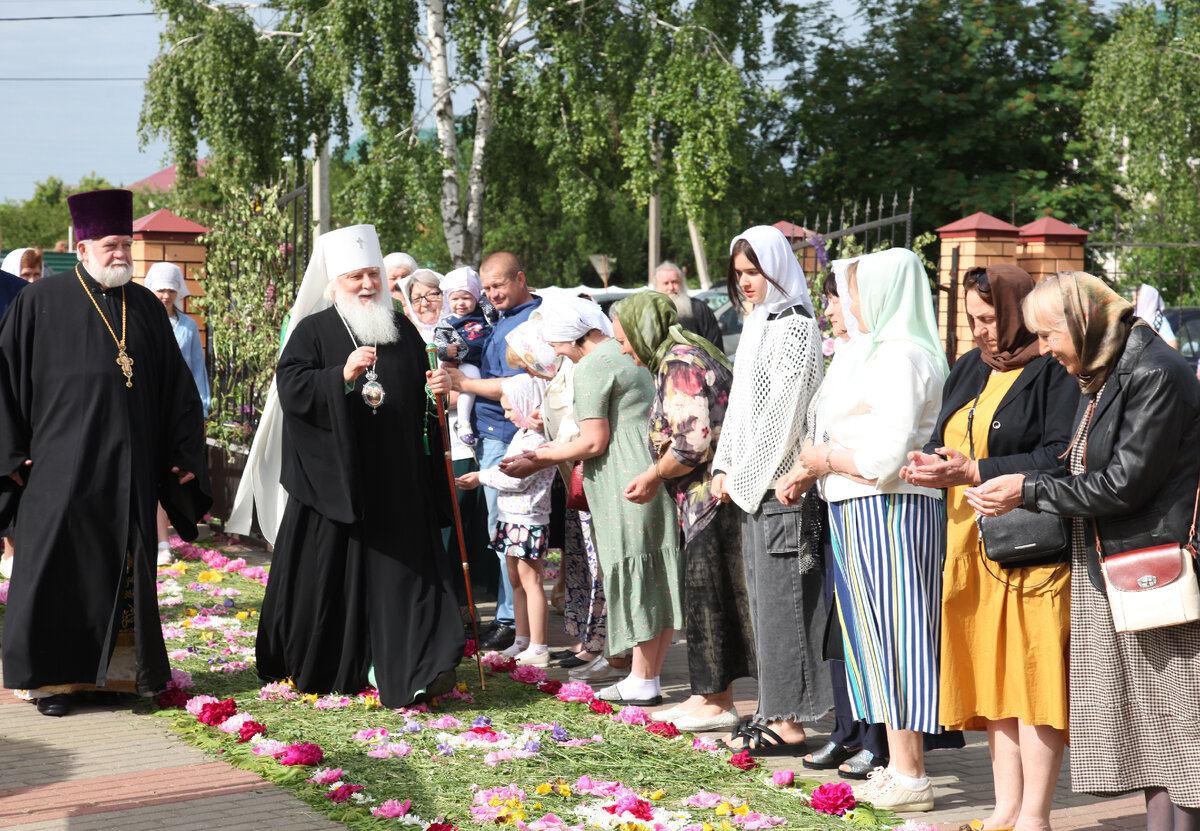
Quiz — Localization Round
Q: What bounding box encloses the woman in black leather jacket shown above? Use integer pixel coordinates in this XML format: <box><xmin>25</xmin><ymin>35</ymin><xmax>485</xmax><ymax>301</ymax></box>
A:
<box><xmin>967</xmin><ymin>271</ymin><xmax>1200</xmax><ymax>830</ymax></box>
<box><xmin>902</xmin><ymin>264</ymin><xmax>1079</xmax><ymax>831</ymax></box>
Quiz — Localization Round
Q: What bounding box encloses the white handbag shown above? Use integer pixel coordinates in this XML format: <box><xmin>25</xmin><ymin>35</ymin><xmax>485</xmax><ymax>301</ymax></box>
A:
<box><xmin>1101</xmin><ymin>542</ymin><xmax>1200</xmax><ymax>633</ymax></box>
<box><xmin>1096</xmin><ymin>482</ymin><xmax>1200</xmax><ymax>633</ymax></box>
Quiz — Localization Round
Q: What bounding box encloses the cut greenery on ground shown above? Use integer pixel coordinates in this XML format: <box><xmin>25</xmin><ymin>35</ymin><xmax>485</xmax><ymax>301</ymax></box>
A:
<box><xmin>3</xmin><ymin>539</ymin><xmax>920</xmax><ymax>831</ymax></box>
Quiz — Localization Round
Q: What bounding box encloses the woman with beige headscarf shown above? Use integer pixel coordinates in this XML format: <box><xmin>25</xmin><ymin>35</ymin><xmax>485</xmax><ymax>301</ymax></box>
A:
<box><xmin>968</xmin><ymin>272</ymin><xmax>1200</xmax><ymax>828</ymax></box>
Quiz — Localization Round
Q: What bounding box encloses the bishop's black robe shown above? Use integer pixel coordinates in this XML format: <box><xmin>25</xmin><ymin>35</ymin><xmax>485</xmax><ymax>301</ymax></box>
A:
<box><xmin>0</xmin><ymin>266</ymin><xmax>210</xmax><ymax>693</ymax></box>
<box><xmin>256</xmin><ymin>306</ymin><xmax>464</xmax><ymax>708</ymax></box>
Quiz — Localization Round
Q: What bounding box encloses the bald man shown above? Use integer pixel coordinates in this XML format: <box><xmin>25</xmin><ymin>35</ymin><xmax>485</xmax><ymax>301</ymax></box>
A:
<box><xmin>448</xmin><ymin>251</ymin><xmax>542</xmax><ymax>650</ymax></box>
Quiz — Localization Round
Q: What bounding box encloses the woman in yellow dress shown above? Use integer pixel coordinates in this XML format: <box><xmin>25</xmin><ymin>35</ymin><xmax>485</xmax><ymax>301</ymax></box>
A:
<box><xmin>901</xmin><ymin>265</ymin><xmax>1079</xmax><ymax>831</ymax></box>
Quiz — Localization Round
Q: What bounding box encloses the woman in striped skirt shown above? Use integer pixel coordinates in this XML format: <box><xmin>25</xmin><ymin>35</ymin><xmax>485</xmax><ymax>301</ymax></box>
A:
<box><xmin>778</xmin><ymin>247</ymin><xmax>948</xmax><ymax>812</ymax></box>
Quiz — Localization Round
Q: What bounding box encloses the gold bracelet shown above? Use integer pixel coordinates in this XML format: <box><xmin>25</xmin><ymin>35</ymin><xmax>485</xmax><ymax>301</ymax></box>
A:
<box><xmin>655</xmin><ymin>458</ymin><xmax>667</xmax><ymax>481</ymax></box>
<box><xmin>825</xmin><ymin>447</ymin><xmax>836</xmax><ymax>474</ymax></box>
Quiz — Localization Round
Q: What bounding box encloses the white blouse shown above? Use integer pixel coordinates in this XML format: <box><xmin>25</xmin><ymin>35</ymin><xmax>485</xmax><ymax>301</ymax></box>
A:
<box><xmin>817</xmin><ymin>340</ymin><xmax>944</xmax><ymax>503</ymax></box>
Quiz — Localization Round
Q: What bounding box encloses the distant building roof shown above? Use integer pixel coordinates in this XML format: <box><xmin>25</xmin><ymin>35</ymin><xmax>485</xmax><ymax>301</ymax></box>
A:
<box><xmin>936</xmin><ymin>212</ymin><xmax>1021</xmax><ymax>237</ymax></box>
<box><xmin>129</xmin><ymin>160</ymin><xmax>208</xmax><ymax>192</ymax></box>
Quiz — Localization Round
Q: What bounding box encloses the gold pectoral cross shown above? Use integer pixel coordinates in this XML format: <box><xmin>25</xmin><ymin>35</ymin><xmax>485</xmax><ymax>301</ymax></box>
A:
<box><xmin>116</xmin><ymin>345</ymin><xmax>134</xmax><ymax>388</ymax></box>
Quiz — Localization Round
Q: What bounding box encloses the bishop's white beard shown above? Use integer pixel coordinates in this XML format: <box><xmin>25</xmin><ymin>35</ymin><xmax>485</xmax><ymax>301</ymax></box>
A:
<box><xmin>334</xmin><ymin>291</ymin><xmax>399</xmax><ymax>345</ymax></box>
<box><xmin>90</xmin><ymin>261</ymin><xmax>134</xmax><ymax>289</ymax></box>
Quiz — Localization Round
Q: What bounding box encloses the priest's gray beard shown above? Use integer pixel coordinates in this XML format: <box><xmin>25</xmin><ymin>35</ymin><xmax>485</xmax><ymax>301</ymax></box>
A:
<box><xmin>671</xmin><ymin>289</ymin><xmax>693</xmax><ymax>322</ymax></box>
<box><xmin>334</xmin><ymin>291</ymin><xmax>399</xmax><ymax>345</ymax></box>
<box><xmin>90</xmin><ymin>261</ymin><xmax>134</xmax><ymax>289</ymax></box>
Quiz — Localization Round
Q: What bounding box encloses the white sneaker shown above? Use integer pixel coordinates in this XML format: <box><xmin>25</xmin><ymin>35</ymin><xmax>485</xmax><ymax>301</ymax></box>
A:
<box><xmin>853</xmin><ymin>766</ymin><xmax>891</xmax><ymax>801</ymax></box>
<box><xmin>514</xmin><ymin>646</ymin><xmax>550</xmax><ymax>666</ymax></box>
<box><xmin>567</xmin><ymin>655</ymin><xmax>628</xmax><ymax>684</ymax></box>
<box><xmin>860</xmin><ymin>767</ymin><xmax>934</xmax><ymax>812</ymax></box>
<box><xmin>156</xmin><ymin>547</ymin><xmax>175</xmax><ymax>567</ymax></box>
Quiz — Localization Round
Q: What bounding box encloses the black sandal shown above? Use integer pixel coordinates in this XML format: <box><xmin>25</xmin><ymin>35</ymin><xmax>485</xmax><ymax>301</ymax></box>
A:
<box><xmin>719</xmin><ymin>722</ymin><xmax>809</xmax><ymax>757</ymax></box>
<box><xmin>838</xmin><ymin>748</ymin><xmax>888</xmax><ymax>780</ymax></box>
<box><xmin>802</xmin><ymin>740</ymin><xmax>861</xmax><ymax>770</ymax></box>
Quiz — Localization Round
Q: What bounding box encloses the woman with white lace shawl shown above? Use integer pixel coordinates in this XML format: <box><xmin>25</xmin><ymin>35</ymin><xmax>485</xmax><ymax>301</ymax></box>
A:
<box><xmin>777</xmin><ymin>248</ymin><xmax>948</xmax><ymax>812</ymax></box>
<box><xmin>710</xmin><ymin>225</ymin><xmax>833</xmax><ymax>756</ymax></box>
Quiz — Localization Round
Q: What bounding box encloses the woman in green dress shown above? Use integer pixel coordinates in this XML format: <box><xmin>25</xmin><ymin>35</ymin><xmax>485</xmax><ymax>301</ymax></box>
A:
<box><xmin>508</xmin><ymin>295</ymin><xmax>684</xmax><ymax>706</ymax></box>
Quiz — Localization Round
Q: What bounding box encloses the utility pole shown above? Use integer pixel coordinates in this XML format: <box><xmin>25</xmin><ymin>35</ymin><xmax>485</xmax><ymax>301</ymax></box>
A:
<box><xmin>312</xmin><ymin>138</ymin><xmax>332</xmax><ymax>235</ymax></box>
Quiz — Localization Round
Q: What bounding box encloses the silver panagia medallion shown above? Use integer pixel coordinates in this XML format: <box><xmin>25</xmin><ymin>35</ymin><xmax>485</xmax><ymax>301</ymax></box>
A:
<box><xmin>361</xmin><ymin>368</ymin><xmax>385</xmax><ymax>413</ymax></box>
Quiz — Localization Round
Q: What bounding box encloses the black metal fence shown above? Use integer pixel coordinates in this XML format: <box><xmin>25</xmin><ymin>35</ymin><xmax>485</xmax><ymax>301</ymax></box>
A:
<box><xmin>203</xmin><ymin>166</ymin><xmax>311</xmax><ymax>446</ymax></box>
<box><xmin>785</xmin><ymin>190</ymin><xmax>917</xmax><ymax>258</ymax></box>
<box><xmin>1086</xmin><ymin>209</ymin><xmax>1200</xmax><ymax>304</ymax></box>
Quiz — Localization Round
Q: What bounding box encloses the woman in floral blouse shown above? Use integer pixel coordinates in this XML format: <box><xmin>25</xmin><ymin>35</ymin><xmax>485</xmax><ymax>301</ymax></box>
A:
<box><xmin>610</xmin><ymin>291</ymin><xmax>755</xmax><ymax>733</ymax></box>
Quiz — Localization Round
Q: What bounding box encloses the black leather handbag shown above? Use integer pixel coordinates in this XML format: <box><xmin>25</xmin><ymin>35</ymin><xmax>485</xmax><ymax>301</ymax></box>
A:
<box><xmin>966</xmin><ymin>388</ymin><xmax>1070</xmax><ymax>567</ymax></box>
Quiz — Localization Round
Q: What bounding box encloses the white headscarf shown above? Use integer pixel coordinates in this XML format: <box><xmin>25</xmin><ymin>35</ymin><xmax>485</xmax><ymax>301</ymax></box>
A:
<box><xmin>441</xmin><ymin>266</ymin><xmax>481</xmax><ymax>302</ymax></box>
<box><xmin>505</xmin><ymin>319</ymin><xmax>558</xmax><ymax>380</ymax></box>
<box><xmin>830</xmin><ymin>257</ymin><xmax>861</xmax><ymax>339</ymax></box>
<box><xmin>144</xmin><ymin>261</ymin><xmax>189</xmax><ymax>314</ymax></box>
<box><xmin>1134</xmin><ymin>283</ymin><xmax>1167</xmax><ymax>331</ymax></box>
<box><xmin>730</xmin><ymin>225</ymin><xmax>814</xmax><ymax>364</ymax></box>
<box><xmin>501</xmin><ymin>373</ymin><xmax>547</xmax><ymax>431</ymax></box>
<box><xmin>227</xmin><ymin>224</ymin><xmax>387</xmax><ymax>543</ymax></box>
<box><xmin>539</xmin><ymin>295</ymin><xmax>614</xmax><ymax>343</ymax></box>
<box><xmin>1</xmin><ymin>248</ymin><xmax>32</xmax><ymax>278</ymax></box>
<box><xmin>404</xmin><ymin>268</ymin><xmax>447</xmax><ymax>343</ymax></box>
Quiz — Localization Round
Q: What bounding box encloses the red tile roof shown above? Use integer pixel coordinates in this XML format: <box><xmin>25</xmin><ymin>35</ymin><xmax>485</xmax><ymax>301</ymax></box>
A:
<box><xmin>935</xmin><ymin>212</ymin><xmax>1021</xmax><ymax>237</ymax></box>
<box><xmin>1018</xmin><ymin>216</ymin><xmax>1090</xmax><ymax>240</ymax></box>
<box><xmin>132</xmin><ymin>208</ymin><xmax>208</xmax><ymax>235</ymax></box>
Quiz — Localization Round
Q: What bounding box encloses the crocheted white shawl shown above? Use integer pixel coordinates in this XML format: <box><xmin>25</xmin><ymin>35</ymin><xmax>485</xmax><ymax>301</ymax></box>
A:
<box><xmin>712</xmin><ymin>313</ymin><xmax>824</xmax><ymax>513</ymax></box>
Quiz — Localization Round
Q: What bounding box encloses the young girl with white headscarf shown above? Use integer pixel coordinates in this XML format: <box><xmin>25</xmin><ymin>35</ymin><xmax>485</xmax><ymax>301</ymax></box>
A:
<box><xmin>455</xmin><ymin>374</ymin><xmax>556</xmax><ymax>667</ymax></box>
<box><xmin>709</xmin><ymin>225</ymin><xmax>833</xmax><ymax>757</ymax></box>
<box><xmin>779</xmin><ymin>247</ymin><xmax>948</xmax><ymax>812</ymax></box>
<box><xmin>145</xmin><ymin>261</ymin><xmax>212</xmax><ymax>565</ymax></box>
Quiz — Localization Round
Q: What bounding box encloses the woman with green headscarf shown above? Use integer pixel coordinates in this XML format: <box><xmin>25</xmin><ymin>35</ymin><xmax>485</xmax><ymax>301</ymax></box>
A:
<box><xmin>611</xmin><ymin>291</ymin><xmax>754</xmax><ymax>733</ymax></box>
<box><xmin>777</xmin><ymin>247</ymin><xmax>949</xmax><ymax>812</ymax></box>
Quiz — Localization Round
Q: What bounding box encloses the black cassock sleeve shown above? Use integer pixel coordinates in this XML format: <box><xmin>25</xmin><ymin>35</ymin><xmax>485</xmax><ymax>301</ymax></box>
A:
<box><xmin>156</xmin><ymin>309</ymin><xmax>212</xmax><ymax>542</ymax></box>
<box><xmin>276</xmin><ymin>316</ymin><xmax>363</xmax><ymax>525</ymax></box>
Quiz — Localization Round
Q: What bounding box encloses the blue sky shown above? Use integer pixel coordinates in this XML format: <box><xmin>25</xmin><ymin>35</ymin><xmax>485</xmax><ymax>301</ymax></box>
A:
<box><xmin>0</xmin><ymin>1</ymin><xmax>167</xmax><ymax>201</ymax></box>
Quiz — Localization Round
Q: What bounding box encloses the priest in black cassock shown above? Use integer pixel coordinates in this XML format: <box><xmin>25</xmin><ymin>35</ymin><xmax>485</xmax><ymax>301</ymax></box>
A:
<box><xmin>0</xmin><ymin>189</ymin><xmax>210</xmax><ymax>717</ymax></box>
<box><xmin>232</xmin><ymin>224</ymin><xmax>463</xmax><ymax>708</ymax></box>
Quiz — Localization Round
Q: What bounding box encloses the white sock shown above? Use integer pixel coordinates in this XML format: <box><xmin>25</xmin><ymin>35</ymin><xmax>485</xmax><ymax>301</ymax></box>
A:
<box><xmin>527</xmin><ymin>643</ymin><xmax>547</xmax><ymax>654</ymax></box>
<box><xmin>614</xmin><ymin>674</ymin><xmax>657</xmax><ymax>701</ymax></box>
<box><xmin>651</xmin><ymin>676</ymin><xmax>662</xmax><ymax>696</ymax></box>
<box><xmin>513</xmin><ymin>636</ymin><xmax>530</xmax><ymax>650</ymax></box>
<box><xmin>157</xmin><ymin>541</ymin><xmax>171</xmax><ymax>550</ymax></box>
<box><xmin>889</xmin><ymin>767</ymin><xmax>929</xmax><ymax>789</ymax></box>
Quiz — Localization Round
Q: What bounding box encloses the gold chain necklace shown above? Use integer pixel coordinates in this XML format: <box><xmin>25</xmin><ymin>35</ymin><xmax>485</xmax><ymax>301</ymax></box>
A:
<box><xmin>76</xmin><ymin>265</ymin><xmax>133</xmax><ymax>388</ymax></box>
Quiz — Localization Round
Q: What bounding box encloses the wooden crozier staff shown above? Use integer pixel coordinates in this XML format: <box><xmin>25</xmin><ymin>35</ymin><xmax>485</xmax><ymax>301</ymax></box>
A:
<box><xmin>426</xmin><ymin>344</ymin><xmax>486</xmax><ymax>689</ymax></box>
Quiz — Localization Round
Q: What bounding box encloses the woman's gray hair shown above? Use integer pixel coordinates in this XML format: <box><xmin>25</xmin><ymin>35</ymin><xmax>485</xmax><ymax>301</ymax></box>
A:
<box><xmin>405</xmin><ymin>268</ymin><xmax>442</xmax><ymax>301</ymax></box>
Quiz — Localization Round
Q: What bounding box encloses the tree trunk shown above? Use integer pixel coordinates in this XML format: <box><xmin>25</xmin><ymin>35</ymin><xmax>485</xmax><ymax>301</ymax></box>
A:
<box><xmin>687</xmin><ymin>215</ymin><xmax>710</xmax><ymax>290</ymax></box>
<box><xmin>426</xmin><ymin>0</ymin><xmax>468</xmax><ymax>266</ymax></box>
<box><xmin>464</xmin><ymin>60</ymin><xmax>495</xmax><ymax>268</ymax></box>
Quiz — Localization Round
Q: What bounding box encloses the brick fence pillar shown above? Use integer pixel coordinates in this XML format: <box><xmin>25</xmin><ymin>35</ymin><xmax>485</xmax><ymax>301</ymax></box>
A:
<box><xmin>132</xmin><ymin>209</ymin><xmax>210</xmax><ymax>353</ymax></box>
<box><xmin>934</xmin><ymin>212</ymin><xmax>1021</xmax><ymax>364</ymax></box>
<box><xmin>1017</xmin><ymin>217</ymin><xmax>1089</xmax><ymax>281</ymax></box>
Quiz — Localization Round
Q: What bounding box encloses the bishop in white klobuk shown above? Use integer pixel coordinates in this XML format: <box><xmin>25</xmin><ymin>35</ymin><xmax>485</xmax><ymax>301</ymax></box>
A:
<box><xmin>231</xmin><ymin>224</ymin><xmax>463</xmax><ymax>707</ymax></box>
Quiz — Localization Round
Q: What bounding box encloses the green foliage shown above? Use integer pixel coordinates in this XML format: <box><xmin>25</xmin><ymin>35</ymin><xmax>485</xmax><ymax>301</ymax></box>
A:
<box><xmin>192</xmin><ymin>181</ymin><xmax>295</xmax><ymax>447</ymax></box>
<box><xmin>776</xmin><ymin>0</ymin><xmax>1121</xmax><ymax>233</ymax></box>
<box><xmin>0</xmin><ymin>174</ymin><xmax>119</xmax><ymax>251</ymax></box>
<box><xmin>1084</xmin><ymin>1</ymin><xmax>1200</xmax><ymax>301</ymax></box>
